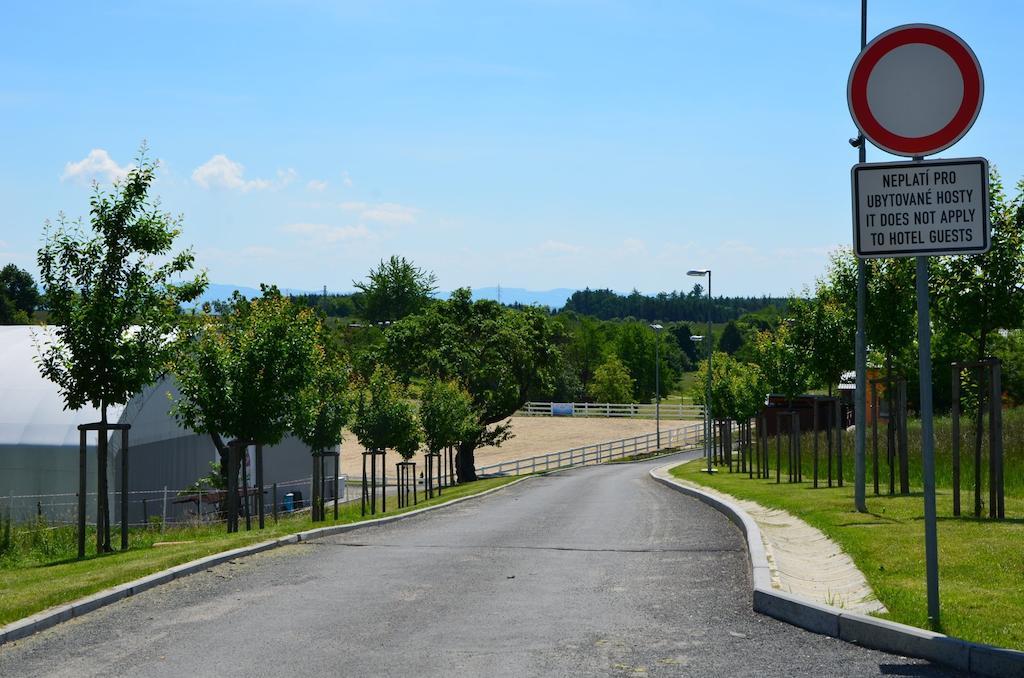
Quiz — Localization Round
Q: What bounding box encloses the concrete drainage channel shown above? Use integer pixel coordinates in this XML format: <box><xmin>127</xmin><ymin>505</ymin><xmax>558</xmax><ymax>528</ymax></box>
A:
<box><xmin>0</xmin><ymin>475</ymin><xmax>533</xmax><ymax>647</ymax></box>
<box><xmin>649</xmin><ymin>463</ymin><xmax>1024</xmax><ymax>677</ymax></box>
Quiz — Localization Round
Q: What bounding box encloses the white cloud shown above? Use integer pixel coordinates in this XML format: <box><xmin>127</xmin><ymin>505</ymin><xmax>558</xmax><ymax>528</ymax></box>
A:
<box><xmin>62</xmin><ymin>149</ymin><xmax>131</xmax><ymax>184</ymax></box>
<box><xmin>282</xmin><ymin>222</ymin><xmax>372</xmax><ymax>243</ymax></box>
<box><xmin>191</xmin><ymin>154</ymin><xmax>295</xmax><ymax>192</ymax></box>
<box><xmin>340</xmin><ymin>201</ymin><xmax>417</xmax><ymax>224</ymax></box>
<box><xmin>306</xmin><ymin>179</ymin><xmax>328</xmax><ymax>192</ymax></box>
<box><xmin>621</xmin><ymin>238</ymin><xmax>647</xmax><ymax>254</ymax></box>
<box><xmin>539</xmin><ymin>239</ymin><xmax>583</xmax><ymax>255</ymax></box>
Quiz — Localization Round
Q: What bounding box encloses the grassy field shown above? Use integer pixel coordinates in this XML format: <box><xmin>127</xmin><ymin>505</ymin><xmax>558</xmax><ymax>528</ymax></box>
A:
<box><xmin>671</xmin><ymin>408</ymin><xmax>1024</xmax><ymax>650</ymax></box>
<box><xmin>0</xmin><ymin>476</ymin><xmax>516</xmax><ymax>626</ymax></box>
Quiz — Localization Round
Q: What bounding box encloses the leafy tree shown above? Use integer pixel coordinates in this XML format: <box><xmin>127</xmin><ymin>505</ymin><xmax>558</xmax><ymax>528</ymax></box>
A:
<box><xmin>613</xmin><ymin>322</ymin><xmax>678</xmax><ymax>401</ymax></box>
<box><xmin>291</xmin><ymin>340</ymin><xmax>352</xmax><ymax>521</ymax></box>
<box><xmin>353</xmin><ymin>255</ymin><xmax>437</xmax><ymax>323</ymax></box>
<box><xmin>351</xmin><ymin>365</ymin><xmax>419</xmax><ymax>457</ymax></box>
<box><xmin>384</xmin><ymin>288</ymin><xmax>561</xmax><ymax>482</ymax></box>
<box><xmin>788</xmin><ymin>294</ymin><xmax>854</xmax><ymax>396</ymax></box>
<box><xmin>933</xmin><ymin>172</ymin><xmax>1024</xmax><ymax>496</ymax></box>
<box><xmin>718</xmin><ymin>320</ymin><xmax>744</xmax><ymax>355</ymax></box>
<box><xmin>171</xmin><ymin>286</ymin><xmax>319</xmax><ymax>528</ymax></box>
<box><xmin>0</xmin><ymin>264</ymin><xmax>40</xmax><ymax>324</ymax></box>
<box><xmin>934</xmin><ymin>173</ymin><xmax>1024</xmax><ymax>370</ymax></box>
<box><xmin>749</xmin><ymin>324</ymin><xmax>810</xmax><ymax>404</ymax></box>
<box><xmin>37</xmin><ymin>150</ymin><xmax>206</xmax><ymax>551</ymax></box>
<box><xmin>419</xmin><ymin>379</ymin><xmax>477</xmax><ymax>455</ymax></box>
<box><xmin>588</xmin><ymin>354</ymin><xmax>635</xmax><ymax>403</ymax></box>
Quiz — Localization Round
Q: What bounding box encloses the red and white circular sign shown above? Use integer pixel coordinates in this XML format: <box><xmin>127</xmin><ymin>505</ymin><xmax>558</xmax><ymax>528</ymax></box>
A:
<box><xmin>848</xmin><ymin>24</ymin><xmax>983</xmax><ymax>157</ymax></box>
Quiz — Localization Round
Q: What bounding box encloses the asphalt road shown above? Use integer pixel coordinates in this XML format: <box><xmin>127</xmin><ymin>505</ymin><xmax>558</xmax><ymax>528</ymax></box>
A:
<box><xmin>0</xmin><ymin>453</ymin><xmax>954</xmax><ymax>677</ymax></box>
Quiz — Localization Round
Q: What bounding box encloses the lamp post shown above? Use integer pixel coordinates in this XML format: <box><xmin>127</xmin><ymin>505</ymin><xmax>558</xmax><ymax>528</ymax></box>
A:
<box><xmin>650</xmin><ymin>323</ymin><xmax>663</xmax><ymax>449</ymax></box>
<box><xmin>688</xmin><ymin>269</ymin><xmax>713</xmax><ymax>473</ymax></box>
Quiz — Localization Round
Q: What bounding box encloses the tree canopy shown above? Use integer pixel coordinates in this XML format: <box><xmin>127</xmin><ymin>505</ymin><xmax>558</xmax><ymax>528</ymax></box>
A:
<box><xmin>353</xmin><ymin>255</ymin><xmax>437</xmax><ymax>323</ymax></box>
<box><xmin>0</xmin><ymin>264</ymin><xmax>40</xmax><ymax>324</ymax></box>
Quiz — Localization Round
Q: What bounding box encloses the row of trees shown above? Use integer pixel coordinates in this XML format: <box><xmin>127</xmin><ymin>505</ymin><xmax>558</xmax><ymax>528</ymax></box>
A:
<box><xmin>562</xmin><ymin>286</ymin><xmax>786</xmax><ymax>322</ymax></box>
<box><xmin>0</xmin><ymin>264</ymin><xmax>41</xmax><ymax>324</ymax></box>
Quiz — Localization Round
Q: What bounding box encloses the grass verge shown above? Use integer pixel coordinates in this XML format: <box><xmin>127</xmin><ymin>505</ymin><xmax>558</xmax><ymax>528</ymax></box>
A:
<box><xmin>671</xmin><ymin>460</ymin><xmax>1024</xmax><ymax>650</ymax></box>
<box><xmin>0</xmin><ymin>476</ymin><xmax>516</xmax><ymax>627</ymax></box>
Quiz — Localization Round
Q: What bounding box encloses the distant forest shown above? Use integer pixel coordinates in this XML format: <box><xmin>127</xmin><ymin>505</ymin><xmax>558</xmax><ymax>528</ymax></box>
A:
<box><xmin>289</xmin><ymin>284</ymin><xmax>788</xmax><ymax>324</ymax></box>
<box><xmin>561</xmin><ymin>286</ymin><xmax>788</xmax><ymax>323</ymax></box>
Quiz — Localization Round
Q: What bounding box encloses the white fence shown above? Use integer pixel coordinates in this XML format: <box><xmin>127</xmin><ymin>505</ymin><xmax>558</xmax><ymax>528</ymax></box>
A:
<box><xmin>475</xmin><ymin>423</ymin><xmax>705</xmax><ymax>477</ymax></box>
<box><xmin>517</xmin><ymin>401</ymin><xmax>705</xmax><ymax>420</ymax></box>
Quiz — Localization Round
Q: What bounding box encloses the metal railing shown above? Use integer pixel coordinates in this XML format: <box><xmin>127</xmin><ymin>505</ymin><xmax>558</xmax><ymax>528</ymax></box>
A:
<box><xmin>516</xmin><ymin>401</ymin><xmax>705</xmax><ymax>419</ymax></box>
<box><xmin>475</xmin><ymin>423</ymin><xmax>705</xmax><ymax>477</ymax></box>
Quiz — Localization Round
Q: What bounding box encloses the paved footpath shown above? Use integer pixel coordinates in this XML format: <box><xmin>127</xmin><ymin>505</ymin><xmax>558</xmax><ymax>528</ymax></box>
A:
<box><xmin>0</xmin><ymin>453</ymin><xmax>956</xmax><ymax>677</ymax></box>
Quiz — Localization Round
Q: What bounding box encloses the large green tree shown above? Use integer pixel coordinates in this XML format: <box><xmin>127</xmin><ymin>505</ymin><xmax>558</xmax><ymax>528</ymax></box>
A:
<box><xmin>353</xmin><ymin>255</ymin><xmax>438</xmax><ymax>323</ymax></box>
<box><xmin>385</xmin><ymin>288</ymin><xmax>561</xmax><ymax>481</ymax></box>
<box><xmin>172</xmin><ymin>287</ymin><xmax>319</xmax><ymax>530</ymax></box>
<box><xmin>37</xmin><ymin>151</ymin><xmax>206</xmax><ymax>551</ymax></box>
<box><xmin>588</xmin><ymin>354</ymin><xmax>635</xmax><ymax>403</ymax></box>
<box><xmin>0</xmin><ymin>264</ymin><xmax>40</xmax><ymax>324</ymax></box>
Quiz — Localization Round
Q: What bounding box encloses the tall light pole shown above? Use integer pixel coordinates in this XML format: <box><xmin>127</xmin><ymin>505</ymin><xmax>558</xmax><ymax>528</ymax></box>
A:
<box><xmin>688</xmin><ymin>269</ymin><xmax>712</xmax><ymax>473</ymax></box>
<box><xmin>650</xmin><ymin>323</ymin><xmax>663</xmax><ymax>448</ymax></box>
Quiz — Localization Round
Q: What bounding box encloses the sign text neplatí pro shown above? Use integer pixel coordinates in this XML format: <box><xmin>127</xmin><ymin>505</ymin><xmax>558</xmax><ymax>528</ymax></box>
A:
<box><xmin>851</xmin><ymin>158</ymin><xmax>989</xmax><ymax>258</ymax></box>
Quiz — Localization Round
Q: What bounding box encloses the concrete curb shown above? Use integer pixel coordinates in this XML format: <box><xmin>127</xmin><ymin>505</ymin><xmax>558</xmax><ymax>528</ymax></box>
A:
<box><xmin>650</xmin><ymin>464</ymin><xmax>1024</xmax><ymax>678</ymax></box>
<box><xmin>0</xmin><ymin>475</ymin><xmax>532</xmax><ymax>647</ymax></box>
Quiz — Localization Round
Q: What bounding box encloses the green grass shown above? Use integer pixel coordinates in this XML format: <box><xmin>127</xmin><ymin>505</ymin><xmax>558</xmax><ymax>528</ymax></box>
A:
<box><xmin>606</xmin><ymin>447</ymin><xmax>683</xmax><ymax>463</ymax></box>
<box><xmin>671</xmin><ymin>448</ymin><xmax>1024</xmax><ymax>649</ymax></box>
<box><xmin>0</xmin><ymin>476</ymin><xmax>515</xmax><ymax>626</ymax></box>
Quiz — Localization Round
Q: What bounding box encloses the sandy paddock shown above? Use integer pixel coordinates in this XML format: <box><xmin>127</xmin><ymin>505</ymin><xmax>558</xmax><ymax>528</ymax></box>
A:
<box><xmin>335</xmin><ymin>416</ymin><xmax>687</xmax><ymax>478</ymax></box>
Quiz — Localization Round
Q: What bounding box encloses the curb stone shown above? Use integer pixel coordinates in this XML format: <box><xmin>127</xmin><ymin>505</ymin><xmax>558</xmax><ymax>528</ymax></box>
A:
<box><xmin>650</xmin><ymin>463</ymin><xmax>1024</xmax><ymax>678</ymax></box>
<box><xmin>0</xmin><ymin>475</ymin><xmax>532</xmax><ymax>648</ymax></box>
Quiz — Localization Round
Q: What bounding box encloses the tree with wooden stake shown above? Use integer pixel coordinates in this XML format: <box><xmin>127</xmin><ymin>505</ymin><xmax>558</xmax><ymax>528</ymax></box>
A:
<box><xmin>292</xmin><ymin>342</ymin><xmax>351</xmax><ymax>523</ymax></box>
<box><xmin>394</xmin><ymin>413</ymin><xmax>423</xmax><ymax>509</ymax></box>
<box><xmin>171</xmin><ymin>287</ymin><xmax>319</xmax><ymax>532</ymax></box>
<box><xmin>36</xmin><ymin>148</ymin><xmax>206</xmax><ymax>558</ymax></box>
<box><xmin>751</xmin><ymin>325</ymin><xmax>811</xmax><ymax>484</ymax></box>
<box><xmin>934</xmin><ymin>171</ymin><xmax>1024</xmax><ymax>517</ymax></box>
<box><xmin>351</xmin><ymin>366</ymin><xmax>417</xmax><ymax>515</ymax></box>
<box><xmin>419</xmin><ymin>379</ymin><xmax>476</xmax><ymax>498</ymax></box>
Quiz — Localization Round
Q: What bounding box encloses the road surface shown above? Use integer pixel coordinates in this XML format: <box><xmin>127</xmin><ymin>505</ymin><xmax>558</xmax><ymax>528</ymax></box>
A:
<box><xmin>0</xmin><ymin>453</ymin><xmax>952</xmax><ymax>677</ymax></box>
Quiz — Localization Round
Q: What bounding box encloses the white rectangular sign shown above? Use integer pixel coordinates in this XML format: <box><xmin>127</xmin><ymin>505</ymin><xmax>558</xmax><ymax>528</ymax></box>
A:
<box><xmin>851</xmin><ymin>157</ymin><xmax>989</xmax><ymax>258</ymax></box>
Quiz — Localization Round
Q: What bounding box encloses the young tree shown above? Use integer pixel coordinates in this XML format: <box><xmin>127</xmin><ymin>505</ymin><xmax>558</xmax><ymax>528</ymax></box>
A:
<box><xmin>351</xmin><ymin>366</ymin><xmax>419</xmax><ymax>462</ymax></box>
<box><xmin>788</xmin><ymin>295</ymin><xmax>854</xmax><ymax>396</ymax></box>
<box><xmin>385</xmin><ymin>288</ymin><xmax>561</xmax><ymax>482</ymax></box>
<box><xmin>353</xmin><ymin>255</ymin><xmax>438</xmax><ymax>323</ymax></box>
<box><xmin>588</xmin><ymin>354</ymin><xmax>635</xmax><ymax>403</ymax></box>
<box><xmin>37</xmin><ymin>151</ymin><xmax>206</xmax><ymax>552</ymax></box>
<box><xmin>291</xmin><ymin>342</ymin><xmax>352</xmax><ymax>521</ymax></box>
<box><xmin>419</xmin><ymin>379</ymin><xmax>476</xmax><ymax>456</ymax></box>
<box><xmin>933</xmin><ymin>172</ymin><xmax>1024</xmax><ymax>501</ymax></box>
<box><xmin>749</xmin><ymin>325</ymin><xmax>811</xmax><ymax>404</ymax></box>
<box><xmin>172</xmin><ymin>287</ymin><xmax>319</xmax><ymax>531</ymax></box>
<box><xmin>0</xmin><ymin>264</ymin><xmax>40</xmax><ymax>324</ymax></box>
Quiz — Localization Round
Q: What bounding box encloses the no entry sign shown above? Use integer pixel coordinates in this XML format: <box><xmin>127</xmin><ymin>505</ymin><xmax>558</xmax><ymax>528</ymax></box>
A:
<box><xmin>848</xmin><ymin>24</ymin><xmax>983</xmax><ymax>157</ymax></box>
<box><xmin>852</xmin><ymin>157</ymin><xmax>989</xmax><ymax>258</ymax></box>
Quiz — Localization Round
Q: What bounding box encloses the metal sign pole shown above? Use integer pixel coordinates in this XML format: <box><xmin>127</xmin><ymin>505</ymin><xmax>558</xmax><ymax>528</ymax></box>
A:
<box><xmin>915</xmin><ymin>253</ymin><xmax>940</xmax><ymax>626</ymax></box>
<box><xmin>853</xmin><ymin>0</ymin><xmax>868</xmax><ymax>514</ymax></box>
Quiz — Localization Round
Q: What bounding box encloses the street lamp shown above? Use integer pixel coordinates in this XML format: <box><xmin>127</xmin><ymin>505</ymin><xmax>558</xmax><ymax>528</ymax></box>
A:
<box><xmin>650</xmin><ymin>323</ymin><xmax>663</xmax><ymax>449</ymax></box>
<box><xmin>688</xmin><ymin>269</ymin><xmax>713</xmax><ymax>474</ymax></box>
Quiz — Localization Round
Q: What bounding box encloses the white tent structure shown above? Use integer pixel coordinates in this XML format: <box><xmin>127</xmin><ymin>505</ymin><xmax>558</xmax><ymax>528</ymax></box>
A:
<box><xmin>0</xmin><ymin>326</ymin><xmax>323</xmax><ymax>525</ymax></box>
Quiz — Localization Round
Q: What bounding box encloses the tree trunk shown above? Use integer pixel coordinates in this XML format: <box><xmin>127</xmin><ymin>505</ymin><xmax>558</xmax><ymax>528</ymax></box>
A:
<box><xmin>455</xmin><ymin>440</ymin><xmax>477</xmax><ymax>483</ymax></box>
<box><xmin>97</xmin><ymin>404</ymin><xmax>112</xmax><ymax>553</ymax></box>
<box><xmin>973</xmin><ymin>333</ymin><xmax>988</xmax><ymax>517</ymax></box>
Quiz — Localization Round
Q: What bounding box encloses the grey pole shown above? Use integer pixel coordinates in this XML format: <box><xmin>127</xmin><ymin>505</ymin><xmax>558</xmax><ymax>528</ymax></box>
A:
<box><xmin>853</xmin><ymin>0</ymin><xmax>869</xmax><ymax>513</ymax></box>
<box><xmin>706</xmin><ymin>272</ymin><xmax>713</xmax><ymax>474</ymax></box>
<box><xmin>916</xmin><ymin>254</ymin><xmax>941</xmax><ymax>626</ymax></box>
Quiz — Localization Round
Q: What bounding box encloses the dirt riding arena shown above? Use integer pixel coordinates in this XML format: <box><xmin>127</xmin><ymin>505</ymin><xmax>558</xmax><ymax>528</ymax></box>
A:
<box><xmin>336</xmin><ymin>416</ymin><xmax>681</xmax><ymax>478</ymax></box>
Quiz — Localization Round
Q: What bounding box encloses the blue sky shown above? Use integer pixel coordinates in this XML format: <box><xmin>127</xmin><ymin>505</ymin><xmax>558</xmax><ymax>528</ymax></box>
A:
<box><xmin>1</xmin><ymin>1</ymin><xmax>1021</xmax><ymax>296</ymax></box>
